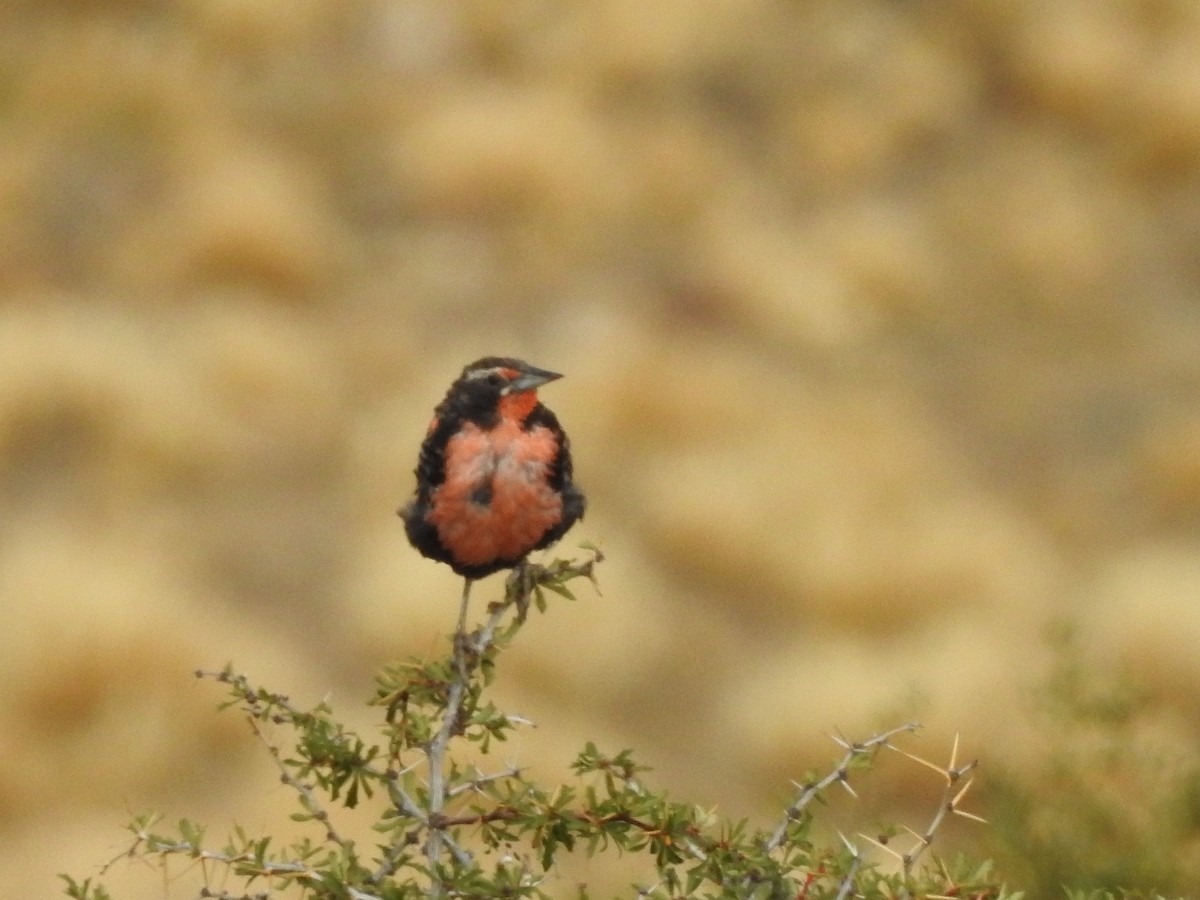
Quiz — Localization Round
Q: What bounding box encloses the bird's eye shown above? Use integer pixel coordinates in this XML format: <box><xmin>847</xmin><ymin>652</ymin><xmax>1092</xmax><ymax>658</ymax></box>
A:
<box><xmin>485</xmin><ymin>373</ymin><xmax>504</xmax><ymax>387</ymax></box>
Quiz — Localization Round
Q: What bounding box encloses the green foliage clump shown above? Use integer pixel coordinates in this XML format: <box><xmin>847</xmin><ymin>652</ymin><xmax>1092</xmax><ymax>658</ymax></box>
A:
<box><xmin>63</xmin><ymin>548</ymin><xmax>1016</xmax><ymax>899</ymax></box>
<box><xmin>984</xmin><ymin>625</ymin><xmax>1200</xmax><ymax>899</ymax></box>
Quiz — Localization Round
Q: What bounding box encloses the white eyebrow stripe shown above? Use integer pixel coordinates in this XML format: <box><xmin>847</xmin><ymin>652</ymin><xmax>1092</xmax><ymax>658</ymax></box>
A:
<box><xmin>464</xmin><ymin>366</ymin><xmax>505</xmax><ymax>381</ymax></box>
<box><xmin>464</xmin><ymin>365</ymin><xmax>519</xmax><ymax>382</ymax></box>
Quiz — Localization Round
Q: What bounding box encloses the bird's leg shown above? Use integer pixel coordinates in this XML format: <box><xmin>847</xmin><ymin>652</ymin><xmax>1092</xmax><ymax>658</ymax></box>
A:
<box><xmin>452</xmin><ymin>578</ymin><xmax>473</xmax><ymax>679</ymax></box>
<box><xmin>456</xmin><ymin>578</ymin><xmax>472</xmax><ymax>639</ymax></box>
<box><xmin>508</xmin><ymin>561</ymin><xmax>533</xmax><ymax>623</ymax></box>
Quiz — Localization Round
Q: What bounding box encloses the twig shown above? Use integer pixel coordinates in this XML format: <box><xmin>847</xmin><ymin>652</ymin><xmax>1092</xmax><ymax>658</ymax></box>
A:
<box><xmin>244</xmin><ymin>716</ymin><xmax>347</xmax><ymax>847</ymax></box>
<box><xmin>102</xmin><ymin>826</ymin><xmax>368</xmax><ymax>895</ymax></box>
<box><xmin>857</xmin><ymin>734</ymin><xmax>983</xmax><ymax>898</ymax></box>
<box><xmin>898</xmin><ymin>734</ymin><xmax>981</xmax><ymax>883</ymax></box>
<box><xmin>764</xmin><ymin>722</ymin><xmax>921</xmax><ymax>852</ymax></box>
<box><xmin>834</xmin><ymin>832</ymin><xmax>862</xmax><ymax>900</ymax></box>
<box><xmin>446</xmin><ymin>764</ymin><xmax>522</xmax><ymax>798</ymax></box>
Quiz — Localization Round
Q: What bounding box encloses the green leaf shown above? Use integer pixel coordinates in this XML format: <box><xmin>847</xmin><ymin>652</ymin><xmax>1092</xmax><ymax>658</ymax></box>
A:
<box><xmin>58</xmin><ymin>876</ymin><xmax>112</xmax><ymax>900</ymax></box>
<box><xmin>177</xmin><ymin>818</ymin><xmax>205</xmax><ymax>849</ymax></box>
<box><xmin>541</xmin><ymin>581</ymin><xmax>576</xmax><ymax>601</ymax></box>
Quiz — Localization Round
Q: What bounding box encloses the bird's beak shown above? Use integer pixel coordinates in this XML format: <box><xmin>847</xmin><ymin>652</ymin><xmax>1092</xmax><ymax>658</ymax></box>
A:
<box><xmin>507</xmin><ymin>365</ymin><xmax>562</xmax><ymax>393</ymax></box>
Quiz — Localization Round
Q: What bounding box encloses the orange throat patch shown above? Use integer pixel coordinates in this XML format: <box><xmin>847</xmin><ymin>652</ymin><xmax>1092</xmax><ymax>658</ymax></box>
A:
<box><xmin>497</xmin><ymin>389</ymin><xmax>538</xmax><ymax>422</ymax></box>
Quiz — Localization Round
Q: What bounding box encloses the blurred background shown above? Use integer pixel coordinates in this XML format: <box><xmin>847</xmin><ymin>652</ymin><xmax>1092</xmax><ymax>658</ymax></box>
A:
<box><xmin>3</xmin><ymin>0</ymin><xmax>1200</xmax><ymax>896</ymax></box>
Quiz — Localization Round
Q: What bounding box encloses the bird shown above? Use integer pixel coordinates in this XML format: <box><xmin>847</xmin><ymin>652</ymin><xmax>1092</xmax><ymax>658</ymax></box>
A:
<box><xmin>400</xmin><ymin>357</ymin><xmax>585</xmax><ymax>620</ymax></box>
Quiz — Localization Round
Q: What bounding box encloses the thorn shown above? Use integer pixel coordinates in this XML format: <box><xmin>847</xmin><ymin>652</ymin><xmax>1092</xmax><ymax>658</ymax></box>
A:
<box><xmin>891</xmin><ymin>745</ymin><xmax>948</xmax><ymax>779</ymax></box>
<box><xmin>954</xmin><ymin>809</ymin><xmax>989</xmax><ymax>824</ymax></box>
<box><xmin>836</xmin><ymin>831</ymin><xmax>860</xmax><ymax>858</ymax></box>
<box><xmin>830</xmin><ymin>731</ymin><xmax>851</xmax><ymax>751</ymax></box>
<box><xmin>951</xmin><ymin>776</ymin><xmax>976</xmax><ymax>808</ymax></box>
<box><xmin>857</xmin><ymin>832</ymin><xmax>902</xmax><ymax>862</ymax></box>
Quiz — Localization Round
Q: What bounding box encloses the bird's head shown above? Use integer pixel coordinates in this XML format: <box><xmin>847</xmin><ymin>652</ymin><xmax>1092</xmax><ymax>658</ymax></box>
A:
<box><xmin>450</xmin><ymin>357</ymin><xmax>563</xmax><ymax>424</ymax></box>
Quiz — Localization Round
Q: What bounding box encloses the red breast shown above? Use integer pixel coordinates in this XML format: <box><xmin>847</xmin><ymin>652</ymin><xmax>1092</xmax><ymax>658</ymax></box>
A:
<box><xmin>428</xmin><ymin>413</ymin><xmax>564</xmax><ymax>567</ymax></box>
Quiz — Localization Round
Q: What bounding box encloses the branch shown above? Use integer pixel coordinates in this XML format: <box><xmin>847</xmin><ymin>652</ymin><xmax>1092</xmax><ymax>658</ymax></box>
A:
<box><xmin>424</xmin><ymin>576</ymin><xmax>520</xmax><ymax>895</ymax></box>
<box><xmin>100</xmin><ymin>821</ymin><xmax>369</xmax><ymax>896</ymax></box>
